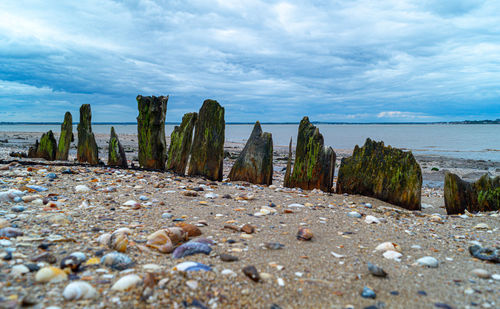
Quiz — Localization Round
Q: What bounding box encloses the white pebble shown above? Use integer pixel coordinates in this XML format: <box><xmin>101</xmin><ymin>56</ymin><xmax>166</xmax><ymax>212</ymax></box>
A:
<box><xmin>471</xmin><ymin>268</ymin><xmax>490</xmax><ymax>279</ymax></box>
<box><xmin>416</xmin><ymin>256</ymin><xmax>439</xmax><ymax>268</ymax></box>
<box><xmin>364</xmin><ymin>215</ymin><xmax>380</xmax><ymax>224</ymax></box>
<box><xmin>11</xmin><ymin>264</ymin><xmax>30</xmax><ymax>277</ymax></box>
<box><xmin>75</xmin><ymin>185</ymin><xmax>91</xmax><ymax>193</ymax></box>
<box><xmin>383</xmin><ymin>250</ymin><xmax>403</xmax><ymax>261</ymax></box>
<box><xmin>63</xmin><ymin>281</ymin><xmax>97</xmax><ymax>300</ymax></box>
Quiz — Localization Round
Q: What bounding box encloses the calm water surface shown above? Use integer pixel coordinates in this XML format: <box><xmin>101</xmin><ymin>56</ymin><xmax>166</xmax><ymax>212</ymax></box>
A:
<box><xmin>1</xmin><ymin>124</ymin><xmax>499</xmax><ymax>162</ymax></box>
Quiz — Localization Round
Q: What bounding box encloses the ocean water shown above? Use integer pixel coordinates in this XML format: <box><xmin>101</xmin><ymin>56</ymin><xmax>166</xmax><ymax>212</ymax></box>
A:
<box><xmin>1</xmin><ymin>124</ymin><xmax>499</xmax><ymax>162</ymax></box>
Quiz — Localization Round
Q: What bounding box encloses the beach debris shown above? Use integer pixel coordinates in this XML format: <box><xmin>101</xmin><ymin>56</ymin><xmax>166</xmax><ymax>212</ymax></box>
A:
<box><xmin>108</xmin><ymin>126</ymin><xmax>127</xmax><ymax>167</ymax></box>
<box><xmin>28</xmin><ymin>130</ymin><xmax>57</xmax><ymax>160</ymax></box>
<box><xmin>468</xmin><ymin>245</ymin><xmax>499</xmax><ymax>263</ymax></box>
<box><xmin>137</xmin><ymin>95</ymin><xmax>168</xmax><ymax>169</ymax></box>
<box><xmin>416</xmin><ymin>256</ymin><xmax>439</xmax><ymax>268</ymax></box>
<box><xmin>444</xmin><ymin>172</ymin><xmax>499</xmax><ymax>214</ymax></box>
<box><xmin>220</xmin><ymin>254</ymin><xmax>239</xmax><ymax>262</ymax></box>
<box><xmin>60</xmin><ymin>252</ymin><xmax>87</xmax><ymax>272</ymax></box>
<box><xmin>56</xmin><ymin>111</ymin><xmax>73</xmax><ymax>160</ymax></box>
<box><xmin>77</xmin><ymin>104</ymin><xmax>99</xmax><ymax>164</ymax></box>
<box><xmin>367</xmin><ymin>262</ymin><xmax>387</xmax><ymax>277</ymax></box>
<box><xmin>101</xmin><ymin>252</ymin><xmax>134</xmax><ymax>270</ymax></box>
<box><xmin>176</xmin><ymin>222</ymin><xmax>202</xmax><ymax>237</ymax></box>
<box><xmin>0</xmin><ymin>227</ymin><xmax>23</xmax><ymax>238</ymax></box>
<box><xmin>470</xmin><ymin>268</ymin><xmax>491</xmax><ymax>279</ymax></box>
<box><xmin>173</xmin><ymin>261</ymin><xmax>211</xmax><ymax>272</ymax></box>
<box><xmin>172</xmin><ymin>241</ymin><xmax>212</xmax><ymax>259</ymax></box>
<box><xmin>35</xmin><ymin>266</ymin><xmax>68</xmax><ymax>283</ymax></box>
<box><xmin>297</xmin><ymin>227</ymin><xmax>313</xmax><ymax>241</ymax></box>
<box><xmin>111</xmin><ymin>274</ymin><xmax>142</xmax><ymax>291</ymax></box>
<box><xmin>0</xmin><ymin>189</ymin><xmax>24</xmax><ymax>203</ymax></box>
<box><xmin>188</xmin><ymin>99</ymin><xmax>225</xmax><ymax>181</ymax></box>
<box><xmin>167</xmin><ymin>112</ymin><xmax>197</xmax><ymax>175</ymax></box>
<box><xmin>63</xmin><ymin>281</ymin><xmax>98</xmax><ymax>300</ymax></box>
<box><xmin>337</xmin><ymin>138</ymin><xmax>422</xmax><ymax>210</ymax></box>
<box><xmin>265</xmin><ymin>242</ymin><xmax>285</xmax><ymax>250</ymax></box>
<box><xmin>229</xmin><ymin>121</ymin><xmax>273</xmax><ymax>185</ymax></box>
<box><xmin>361</xmin><ymin>286</ymin><xmax>376</xmax><ymax>299</ymax></box>
<box><xmin>284</xmin><ymin>117</ymin><xmax>335</xmax><ymax>192</ymax></box>
<box><xmin>242</xmin><ymin>265</ymin><xmax>260</xmax><ymax>282</ymax></box>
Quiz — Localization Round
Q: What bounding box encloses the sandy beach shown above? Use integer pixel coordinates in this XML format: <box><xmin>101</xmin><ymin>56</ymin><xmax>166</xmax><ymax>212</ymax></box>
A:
<box><xmin>0</xmin><ymin>130</ymin><xmax>498</xmax><ymax>308</ymax></box>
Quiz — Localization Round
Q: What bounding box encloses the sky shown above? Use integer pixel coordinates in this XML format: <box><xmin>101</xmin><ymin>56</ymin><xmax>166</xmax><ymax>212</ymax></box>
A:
<box><xmin>0</xmin><ymin>0</ymin><xmax>499</xmax><ymax>123</ymax></box>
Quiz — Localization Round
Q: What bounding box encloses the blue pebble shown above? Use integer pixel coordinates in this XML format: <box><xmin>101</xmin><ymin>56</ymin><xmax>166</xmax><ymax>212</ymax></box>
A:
<box><xmin>11</xmin><ymin>205</ymin><xmax>25</xmax><ymax>212</ymax></box>
<box><xmin>26</xmin><ymin>185</ymin><xmax>48</xmax><ymax>192</ymax></box>
<box><xmin>172</xmin><ymin>242</ymin><xmax>212</xmax><ymax>259</ymax></box>
<box><xmin>12</xmin><ymin>196</ymin><xmax>22</xmax><ymax>203</ymax></box>
<box><xmin>361</xmin><ymin>286</ymin><xmax>376</xmax><ymax>299</ymax></box>
<box><xmin>418</xmin><ymin>291</ymin><xmax>427</xmax><ymax>296</ymax></box>
<box><xmin>173</xmin><ymin>218</ymin><xmax>185</xmax><ymax>222</ymax></box>
<box><xmin>139</xmin><ymin>196</ymin><xmax>149</xmax><ymax>201</ymax></box>
<box><xmin>162</xmin><ymin>213</ymin><xmax>173</xmax><ymax>219</ymax></box>
<box><xmin>46</xmin><ymin>173</ymin><xmax>57</xmax><ymax>179</ymax></box>
<box><xmin>390</xmin><ymin>291</ymin><xmax>399</xmax><ymax>296</ymax></box>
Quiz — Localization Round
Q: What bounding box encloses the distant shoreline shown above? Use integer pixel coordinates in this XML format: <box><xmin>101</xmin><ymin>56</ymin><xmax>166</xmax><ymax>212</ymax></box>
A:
<box><xmin>1</xmin><ymin>120</ymin><xmax>500</xmax><ymax>125</ymax></box>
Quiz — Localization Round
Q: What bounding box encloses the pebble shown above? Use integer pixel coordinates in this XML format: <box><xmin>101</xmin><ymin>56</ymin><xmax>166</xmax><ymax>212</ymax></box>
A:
<box><xmin>375</xmin><ymin>242</ymin><xmax>401</xmax><ymax>252</ymax></box>
<box><xmin>361</xmin><ymin>286</ymin><xmax>376</xmax><ymax>299</ymax></box>
<box><xmin>365</xmin><ymin>215</ymin><xmax>380</xmax><ymax>224</ymax></box>
<box><xmin>265</xmin><ymin>242</ymin><xmax>285</xmax><ymax>250</ymax></box>
<box><xmin>162</xmin><ymin>213</ymin><xmax>173</xmax><ymax>219</ymax></box>
<box><xmin>416</xmin><ymin>256</ymin><xmax>439</xmax><ymax>268</ymax></box>
<box><xmin>11</xmin><ymin>205</ymin><xmax>25</xmax><ymax>212</ymax></box>
<box><xmin>63</xmin><ymin>281</ymin><xmax>98</xmax><ymax>300</ymax></box>
<box><xmin>0</xmin><ymin>227</ymin><xmax>23</xmax><ymax>237</ymax></box>
<box><xmin>75</xmin><ymin>185</ymin><xmax>91</xmax><ymax>193</ymax></box>
<box><xmin>474</xmin><ymin>223</ymin><xmax>490</xmax><ymax>230</ymax></box>
<box><xmin>101</xmin><ymin>252</ymin><xmax>134</xmax><ymax>271</ymax></box>
<box><xmin>470</xmin><ymin>268</ymin><xmax>490</xmax><ymax>279</ymax></box>
<box><xmin>383</xmin><ymin>250</ymin><xmax>403</xmax><ymax>261</ymax></box>
<box><xmin>60</xmin><ymin>252</ymin><xmax>87</xmax><ymax>272</ymax></box>
<box><xmin>111</xmin><ymin>274</ymin><xmax>142</xmax><ymax>291</ymax></box>
<box><xmin>243</xmin><ymin>265</ymin><xmax>260</xmax><ymax>282</ymax></box>
<box><xmin>367</xmin><ymin>262</ymin><xmax>387</xmax><ymax>277</ymax></box>
<box><xmin>173</xmin><ymin>261</ymin><xmax>211</xmax><ymax>272</ymax></box>
<box><xmin>492</xmin><ymin>274</ymin><xmax>500</xmax><ymax>280</ymax></box>
<box><xmin>46</xmin><ymin>173</ymin><xmax>57</xmax><ymax>179</ymax></box>
<box><xmin>221</xmin><ymin>269</ymin><xmax>237</xmax><ymax>277</ymax></box>
<box><xmin>220</xmin><ymin>254</ymin><xmax>239</xmax><ymax>262</ymax></box>
<box><xmin>11</xmin><ymin>264</ymin><xmax>30</xmax><ymax>277</ymax></box>
<box><xmin>348</xmin><ymin>211</ymin><xmax>362</xmax><ymax>218</ymax></box>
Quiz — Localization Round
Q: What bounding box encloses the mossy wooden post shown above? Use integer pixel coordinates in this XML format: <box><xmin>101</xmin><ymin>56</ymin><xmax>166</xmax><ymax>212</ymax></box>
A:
<box><xmin>229</xmin><ymin>121</ymin><xmax>273</xmax><ymax>185</ymax></box>
<box><xmin>336</xmin><ymin>138</ymin><xmax>422</xmax><ymax>210</ymax></box>
<box><xmin>77</xmin><ymin>104</ymin><xmax>99</xmax><ymax>165</ymax></box>
<box><xmin>136</xmin><ymin>95</ymin><xmax>168</xmax><ymax>170</ymax></box>
<box><xmin>188</xmin><ymin>99</ymin><xmax>225</xmax><ymax>181</ymax></box>
<box><xmin>287</xmin><ymin>117</ymin><xmax>336</xmax><ymax>192</ymax></box>
<box><xmin>166</xmin><ymin>112</ymin><xmax>197</xmax><ymax>175</ymax></box>
<box><xmin>283</xmin><ymin>137</ymin><xmax>293</xmax><ymax>188</ymax></box>
<box><xmin>108</xmin><ymin>127</ymin><xmax>127</xmax><ymax>168</ymax></box>
<box><xmin>444</xmin><ymin>172</ymin><xmax>499</xmax><ymax>214</ymax></box>
<box><xmin>37</xmin><ymin>130</ymin><xmax>57</xmax><ymax>161</ymax></box>
<box><xmin>56</xmin><ymin>112</ymin><xmax>73</xmax><ymax>161</ymax></box>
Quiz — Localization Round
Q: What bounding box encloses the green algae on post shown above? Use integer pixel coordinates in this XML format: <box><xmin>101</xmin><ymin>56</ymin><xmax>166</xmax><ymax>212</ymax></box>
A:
<box><xmin>108</xmin><ymin>126</ymin><xmax>127</xmax><ymax>168</ymax></box>
<box><xmin>77</xmin><ymin>104</ymin><xmax>99</xmax><ymax>165</ymax></box>
<box><xmin>56</xmin><ymin>112</ymin><xmax>73</xmax><ymax>161</ymax></box>
<box><xmin>166</xmin><ymin>112</ymin><xmax>197</xmax><ymax>175</ymax></box>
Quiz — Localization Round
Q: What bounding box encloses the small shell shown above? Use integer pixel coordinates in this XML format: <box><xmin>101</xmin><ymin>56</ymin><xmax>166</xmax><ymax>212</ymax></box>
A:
<box><xmin>35</xmin><ymin>267</ymin><xmax>68</xmax><ymax>283</ymax></box>
<box><xmin>63</xmin><ymin>281</ymin><xmax>98</xmax><ymax>300</ymax></box>
<box><xmin>108</xmin><ymin>232</ymin><xmax>129</xmax><ymax>253</ymax></box>
<box><xmin>101</xmin><ymin>252</ymin><xmax>134</xmax><ymax>271</ymax></box>
<box><xmin>60</xmin><ymin>252</ymin><xmax>87</xmax><ymax>272</ymax></box>
<box><xmin>97</xmin><ymin>233</ymin><xmax>111</xmax><ymax>246</ymax></box>
<box><xmin>111</xmin><ymin>274</ymin><xmax>142</xmax><ymax>291</ymax></box>
<box><xmin>296</xmin><ymin>227</ymin><xmax>313</xmax><ymax>241</ymax></box>
<box><xmin>383</xmin><ymin>250</ymin><xmax>403</xmax><ymax>261</ymax></box>
<box><xmin>164</xmin><ymin>227</ymin><xmax>188</xmax><ymax>245</ymax></box>
<box><xmin>172</xmin><ymin>261</ymin><xmax>212</xmax><ymax>272</ymax></box>
<box><xmin>172</xmin><ymin>242</ymin><xmax>212</xmax><ymax>259</ymax></box>
<box><xmin>146</xmin><ymin>230</ymin><xmax>173</xmax><ymax>253</ymax></box>
<box><xmin>367</xmin><ymin>262</ymin><xmax>387</xmax><ymax>277</ymax></box>
<box><xmin>175</xmin><ymin>223</ymin><xmax>202</xmax><ymax>237</ymax></box>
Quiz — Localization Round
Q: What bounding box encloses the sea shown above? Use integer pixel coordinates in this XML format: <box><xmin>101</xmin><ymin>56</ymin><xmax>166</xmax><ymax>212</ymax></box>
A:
<box><xmin>0</xmin><ymin>124</ymin><xmax>499</xmax><ymax>162</ymax></box>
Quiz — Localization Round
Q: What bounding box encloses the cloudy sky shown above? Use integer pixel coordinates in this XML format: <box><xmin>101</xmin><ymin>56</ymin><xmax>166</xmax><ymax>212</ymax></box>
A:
<box><xmin>1</xmin><ymin>0</ymin><xmax>499</xmax><ymax>122</ymax></box>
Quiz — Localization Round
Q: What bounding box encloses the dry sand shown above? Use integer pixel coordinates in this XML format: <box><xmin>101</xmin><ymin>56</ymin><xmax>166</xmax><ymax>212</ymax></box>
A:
<box><xmin>0</xmin><ymin>131</ymin><xmax>498</xmax><ymax>309</ymax></box>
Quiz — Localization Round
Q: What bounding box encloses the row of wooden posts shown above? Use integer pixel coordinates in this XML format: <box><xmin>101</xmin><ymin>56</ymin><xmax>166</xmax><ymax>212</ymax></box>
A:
<box><xmin>25</xmin><ymin>95</ymin><xmax>499</xmax><ymax>214</ymax></box>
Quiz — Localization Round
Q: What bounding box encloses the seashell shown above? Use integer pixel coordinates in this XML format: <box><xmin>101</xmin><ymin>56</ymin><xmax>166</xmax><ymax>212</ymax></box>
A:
<box><xmin>172</xmin><ymin>261</ymin><xmax>212</xmax><ymax>272</ymax></box>
<box><xmin>172</xmin><ymin>242</ymin><xmax>212</xmax><ymax>259</ymax></box>
<box><xmin>22</xmin><ymin>195</ymin><xmax>40</xmax><ymax>202</ymax></box>
<box><xmin>190</xmin><ymin>238</ymin><xmax>215</xmax><ymax>245</ymax></box>
<box><xmin>98</xmin><ymin>233</ymin><xmax>112</xmax><ymax>246</ymax></box>
<box><xmin>123</xmin><ymin>200</ymin><xmax>140</xmax><ymax>207</ymax></box>
<box><xmin>383</xmin><ymin>250</ymin><xmax>403</xmax><ymax>261</ymax></box>
<box><xmin>63</xmin><ymin>281</ymin><xmax>98</xmax><ymax>300</ymax></box>
<box><xmin>101</xmin><ymin>252</ymin><xmax>134</xmax><ymax>270</ymax></box>
<box><xmin>375</xmin><ymin>242</ymin><xmax>401</xmax><ymax>252</ymax></box>
<box><xmin>0</xmin><ymin>227</ymin><xmax>23</xmax><ymax>238</ymax></box>
<box><xmin>242</xmin><ymin>265</ymin><xmax>260</xmax><ymax>282</ymax></box>
<box><xmin>113</xmin><ymin>227</ymin><xmax>133</xmax><ymax>235</ymax></box>
<box><xmin>111</xmin><ymin>274</ymin><xmax>142</xmax><ymax>291</ymax></box>
<box><xmin>11</xmin><ymin>264</ymin><xmax>30</xmax><ymax>277</ymax></box>
<box><xmin>361</xmin><ymin>286</ymin><xmax>376</xmax><ymax>299</ymax></box>
<box><xmin>474</xmin><ymin>223</ymin><xmax>490</xmax><ymax>230</ymax></box>
<box><xmin>164</xmin><ymin>227</ymin><xmax>188</xmax><ymax>244</ymax></box>
<box><xmin>365</xmin><ymin>215</ymin><xmax>381</xmax><ymax>224</ymax></box>
<box><xmin>175</xmin><ymin>223</ymin><xmax>202</xmax><ymax>237</ymax></box>
<box><xmin>60</xmin><ymin>252</ymin><xmax>87</xmax><ymax>272</ymax></box>
<box><xmin>0</xmin><ymin>218</ymin><xmax>10</xmax><ymax>229</ymax></box>
<box><xmin>146</xmin><ymin>230</ymin><xmax>173</xmax><ymax>253</ymax></box>
<box><xmin>367</xmin><ymin>262</ymin><xmax>387</xmax><ymax>277</ymax></box>
<box><xmin>240</xmin><ymin>224</ymin><xmax>255</xmax><ymax>234</ymax></box>
<box><xmin>108</xmin><ymin>232</ymin><xmax>129</xmax><ymax>253</ymax></box>
<box><xmin>296</xmin><ymin>227</ymin><xmax>313</xmax><ymax>241</ymax></box>
<box><xmin>468</xmin><ymin>245</ymin><xmax>499</xmax><ymax>263</ymax></box>
<box><xmin>35</xmin><ymin>266</ymin><xmax>68</xmax><ymax>283</ymax></box>
<box><xmin>75</xmin><ymin>185</ymin><xmax>91</xmax><ymax>193</ymax></box>
<box><xmin>264</xmin><ymin>242</ymin><xmax>285</xmax><ymax>250</ymax></box>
